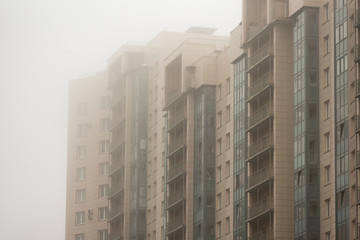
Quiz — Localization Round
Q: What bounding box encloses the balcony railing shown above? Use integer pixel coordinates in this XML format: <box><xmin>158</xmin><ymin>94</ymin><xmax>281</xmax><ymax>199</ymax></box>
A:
<box><xmin>248</xmin><ymin>74</ymin><xmax>273</xmax><ymax>99</ymax></box>
<box><xmin>248</xmin><ymin>104</ymin><xmax>273</xmax><ymax>129</ymax></box>
<box><xmin>110</xmin><ymin>160</ymin><xmax>124</xmax><ymax>175</ymax></box>
<box><xmin>111</xmin><ymin>116</ymin><xmax>125</xmax><ymax>130</ymax></box>
<box><xmin>248</xmin><ymin>135</ymin><xmax>273</xmax><ymax>159</ymax></box>
<box><xmin>168</xmin><ymin>163</ymin><xmax>185</xmax><ymax>180</ymax></box>
<box><xmin>110</xmin><ymin>140</ymin><xmax>125</xmax><ymax>153</ymax></box>
<box><xmin>248</xmin><ymin>166</ymin><xmax>273</xmax><ymax>189</ymax></box>
<box><xmin>111</xmin><ymin>95</ymin><xmax>125</xmax><ymax>108</ymax></box>
<box><xmin>247</xmin><ymin>18</ymin><xmax>267</xmax><ymax>40</ymax></box>
<box><xmin>110</xmin><ymin>204</ymin><xmax>124</xmax><ymax>220</ymax></box>
<box><xmin>355</xmin><ymin>9</ymin><xmax>360</xmax><ymax>28</ymax></box>
<box><xmin>168</xmin><ymin>111</ymin><xmax>186</xmax><ymax>130</ymax></box>
<box><xmin>167</xmin><ymin>189</ymin><xmax>184</xmax><ymax>207</ymax></box>
<box><xmin>247</xmin><ymin>42</ymin><xmax>273</xmax><ymax>70</ymax></box>
<box><xmin>168</xmin><ymin>136</ymin><xmax>185</xmax><ymax>154</ymax></box>
<box><xmin>248</xmin><ymin>227</ymin><xmax>273</xmax><ymax>240</ymax></box>
<box><xmin>109</xmin><ymin>232</ymin><xmax>124</xmax><ymax>240</ymax></box>
<box><xmin>248</xmin><ymin>197</ymin><xmax>273</xmax><ymax>219</ymax></box>
<box><xmin>166</xmin><ymin>88</ymin><xmax>181</xmax><ymax>106</ymax></box>
<box><xmin>167</xmin><ymin>216</ymin><xmax>185</xmax><ymax>233</ymax></box>
<box><xmin>110</xmin><ymin>183</ymin><xmax>124</xmax><ymax>198</ymax></box>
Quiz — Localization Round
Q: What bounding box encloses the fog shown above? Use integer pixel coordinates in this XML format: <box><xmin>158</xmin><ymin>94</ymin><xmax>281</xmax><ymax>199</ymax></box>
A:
<box><xmin>0</xmin><ymin>0</ymin><xmax>241</xmax><ymax>239</ymax></box>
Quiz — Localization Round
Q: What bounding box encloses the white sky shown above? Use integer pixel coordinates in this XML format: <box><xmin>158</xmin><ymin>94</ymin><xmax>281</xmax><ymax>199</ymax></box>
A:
<box><xmin>0</xmin><ymin>0</ymin><xmax>241</xmax><ymax>239</ymax></box>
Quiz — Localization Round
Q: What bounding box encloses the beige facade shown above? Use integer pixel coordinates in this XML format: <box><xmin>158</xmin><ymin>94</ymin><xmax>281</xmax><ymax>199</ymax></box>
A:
<box><xmin>66</xmin><ymin>72</ymin><xmax>110</xmax><ymax>240</ymax></box>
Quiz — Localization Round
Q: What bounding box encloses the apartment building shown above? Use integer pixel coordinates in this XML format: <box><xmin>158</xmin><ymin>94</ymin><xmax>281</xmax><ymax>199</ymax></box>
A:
<box><xmin>66</xmin><ymin>72</ymin><xmax>111</xmax><ymax>240</ymax></box>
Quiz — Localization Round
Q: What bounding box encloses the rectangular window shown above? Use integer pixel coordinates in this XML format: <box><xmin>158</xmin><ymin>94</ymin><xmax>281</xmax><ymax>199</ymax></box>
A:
<box><xmin>225</xmin><ymin>160</ymin><xmax>230</xmax><ymax>178</ymax></box>
<box><xmin>324</xmin><ymin>35</ymin><xmax>329</xmax><ymax>55</ymax></box>
<box><xmin>76</xmin><ymin>167</ymin><xmax>86</xmax><ymax>181</ymax></box>
<box><xmin>225</xmin><ymin>216</ymin><xmax>230</xmax><ymax>234</ymax></box>
<box><xmin>324</xmin><ymin>3</ymin><xmax>329</xmax><ymax>22</ymax></box>
<box><xmin>98</xmin><ymin>207</ymin><xmax>108</xmax><ymax>220</ymax></box>
<box><xmin>325</xmin><ymin>165</ymin><xmax>330</xmax><ymax>184</ymax></box>
<box><xmin>78</xmin><ymin>102</ymin><xmax>87</xmax><ymax>116</ymax></box>
<box><xmin>217</xmin><ymin>84</ymin><xmax>222</xmax><ymax>99</ymax></box>
<box><xmin>324</xmin><ymin>100</ymin><xmax>330</xmax><ymax>119</ymax></box>
<box><xmin>75</xmin><ymin>233</ymin><xmax>85</xmax><ymax>240</ymax></box>
<box><xmin>216</xmin><ymin>221</ymin><xmax>222</xmax><ymax>238</ymax></box>
<box><xmin>226</xmin><ymin>78</ymin><xmax>230</xmax><ymax>94</ymax></box>
<box><xmin>324</xmin><ymin>68</ymin><xmax>330</xmax><ymax>87</ymax></box>
<box><xmin>217</xmin><ymin>166</ymin><xmax>222</xmax><ymax>182</ymax></box>
<box><xmin>99</xmin><ymin>162</ymin><xmax>109</xmax><ymax>176</ymax></box>
<box><xmin>100</xmin><ymin>96</ymin><xmax>110</xmax><ymax>110</ymax></box>
<box><xmin>75</xmin><ymin>211</ymin><xmax>85</xmax><ymax>225</ymax></box>
<box><xmin>325</xmin><ymin>198</ymin><xmax>331</xmax><ymax>217</ymax></box>
<box><xmin>99</xmin><ymin>141</ymin><xmax>109</xmax><ymax>153</ymax></box>
<box><xmin>100</xmin><ymin>118</ymin><xmax>110</xmax><ymax>131</ymax></box>
<box><xmin>217</xmin><ymin>193</ymin><xmax>222</xmax><ymax>210</ymax></box>
<box><xmin>98</xmin><ymin>230</ymin><xmax>108</xmax><ymax>240</ymax></box>
<box><xmin>217</xmin><ymin>138</ymin><xmax>222</xmax><ymax>155</ymax></box>
<box><xmin>225</xmin><ymin>188</ymin><xmax>230</xmax><ymax>206</ymax></box>
<box><xmin>77</xmin><ymin>124</ymin><xmax>87</xmax><ymax>137</ymax></box>
<box><xmin>77</xmin><ymin>146</ymin><xmax>87</xmax><ymax>159</ymax></box>
<box><xmin>217</xmin><ymin>111</ymin><xmax>222</xmax><ymax>127</ymax></box>
<box><xmin>99</xmin><ymin>184</ymin><xmax>109</xmax><ymax>198</ymax></box>
<box><xmin>226</xmin><ymin>105</ymin><xmax>230</xmax><ymax>122</ymax></box>
<box><xmin>76</xmin><ymin>189</ymin><xmax>86</xmax><ymax>203</ymax></box>
<box><xmin>226</xmin><ymin>133</ymin><xmax>230</xmax><ymax>150</ymax></box>
<box><xmin>325</xmin><ymin>132</ymin><xmax>330</xmax><ymax>152</ymax></box>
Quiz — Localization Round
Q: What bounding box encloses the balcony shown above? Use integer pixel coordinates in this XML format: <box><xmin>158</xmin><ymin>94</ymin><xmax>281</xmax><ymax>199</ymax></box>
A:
<box><xmin>168</xmin><ymin>111</ymin><xmax>186</xmax><ymax>131</ymax></box>
<box><xmin>110</xmin><ymin>205</ymin><xmax>124</xmax><ymax>220</ymax></box>
<box><xmin>247</xmin><ymin>166</ymin><xmax>273</xmax><ymax>190</ymax></box>
<box><xmin>110</xmin><ymin>161</ymin><xmax>124</xmax><ymax>175</ymax></box>
<box><xmin>167</xmin><ymin>189</ymin><xmax>185</xmax><ymax>207</ymax></box>
<box><xmin>247</xmin><ymin>18</ymin><xmax>267</xmax><ymax>41</ymax></box>
<box><xmin>110</xmin><ymin>183</ymin><xmax>124</xmax><ymax>199</ymax></box>
<box><xmin>247</xmin><ymin>135</ymin><xmax>273</xmax><ymax>160</ymax></box>
<box><xmin>356</xmin><ymin>151</ymin><xmax>360</xmax><ymax>169</ymax></box>
<box><xmin>167</xmin><ymin>216</ymin><xmax>185</xmax><ymax>234</ymax></box>
<box><xmin>248</xmin><ymin>74</ymin><xmax>273</xmax><ymax>100</ymax></box>
<box><xmin>356</xmin><ymin>187</ymin><xmax>360</xmax><ymax>204</ymax></box>
<box><xmin>110</xmin><ymin>140</ymin><xmax>125</xmax><ymax>153</ymax></box>
<box><xmin>248</xmin><ymin>227</ymin><xmax>273</xmax><ymax>240</ymax></box>
<box><xmin>356</xmin><ymin>45</ymin><xmax>360</xmax><ymax>62</ymax></box>
<box><xmin>247</xmin><ymin>104</ymin><xmax>273</xmax><ymax>130</ymax></box>
<box><xmin>247</xmin><ymin>197</ymin><xmax>273</xmax><ymax>221</ymax></box>
<box><xmin>111</xmin><ymin>116</ymin><xmax>125</xmax><ymax>131</ymax></box>
<box><xmin>247</xmin><ymin>42</ymin><xmax>273</xmax><ymax>71</ymax></box>
<box><xmin>111</xmin><ymin>95</ymin><xmax>125</xmax><ymax>108</ymax></box>
<box><xmin>109</xmin><ymin>233</ymin><xmax>124</xmax><ymax>240</ymax></box>
<box><xmin>166</xmin><ymin>88</ymin><xmax>182</xmax><ymax>107</ymax></box>
<box><xmin>168</xmin><ymin>163</ymin><xmax>185</xmax><ymax>181</ymax></box>
<box><xmin>168</xmin><ymin>136</ymin><xmax>185</xmax><ymax>155</ymax></box>
<box><xmin>356</xmin><ymin>80</ymin><xmax>360</xmax><ymax>98</ymax></box>
<box><xmin>355</xmin><ymin>9</ymin><xmax>360</xmax><ymax>28</ymax></box>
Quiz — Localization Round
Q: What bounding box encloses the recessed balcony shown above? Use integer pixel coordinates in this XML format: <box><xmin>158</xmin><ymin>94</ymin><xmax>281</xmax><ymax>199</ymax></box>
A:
<box><xmin>168</xmin><ymin>111</ymin><xmax>186</xmax><ymax>131</ymax></box>
<box><xmin>247</xmin><ymin>135</ymin><xmax>273</xmax><ymax>161</ymax></box>
<box><xmin>248</xmin><ymin>227</ymin><xmax>273</xmax><ymax>240</ymax></box>
<box><xmin>247</xmin><ymin>197</ymin><xmax>273</xmax><ymax>221</ymax></box>
<box><xmin>247</xmin><ymin>104</ymin><xmax>273</xmax><ymax>130</ymax></box>
<box><xmin>109</xmin><ymin>204</ymin><xmax>124</xmax><ymax>221</ymax></box>
<box><xmin>166</xmin><ymin>88</ymin><xmax>182</xmax><ymax>107</ymax></box>
<box><xmin>247</xmin><ymin>42</ymin><xmax>273</xmax><ymax>71</ymax></box>
<box><xmin>247</xmin><ymin>74</ymin><xmax>273</xmax><ymax>101</ymax></box>
<box><xmin>168</xmin><ymin>136</ymin><xmax>186</xmax><ymax>155</ymax></box>
<box><xmin>355</xmin><ymin>9</ymin><xmax>360</xmax><ymax>28</ymax></box>
<box><xmin>167</xmin><ymin>189</ymin><xmax>185</xmax><ymax>208</ymax></box>
<box><xmin>109</xmin><ymin>183</ymin><xmax>124</xmax><ymax>199</ymax></box>
<box><xmin>247</xmin><ymin>166</ymin><xmax>273</xmax><ymax>190</ymax></box>
<box><xmin>167</xmin><ymin>216</ymin><xmax>185</xmax><ymax>235</ymax></box>
<box><xmin>247</xmin><ymin>17</ymin><xmax>267</xmax><ymax>41</ymax></box>
<box><xmin>168</xmin><ymin>163</ymin><xmax>185</xmax><ymax>181</ymax></box>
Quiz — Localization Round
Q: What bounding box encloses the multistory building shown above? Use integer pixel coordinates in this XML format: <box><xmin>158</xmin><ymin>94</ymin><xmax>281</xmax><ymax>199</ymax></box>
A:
<box><xmin>66</xmin><ymin>72</ymin><xmax>111</xmax><ymax>240</ymax></box>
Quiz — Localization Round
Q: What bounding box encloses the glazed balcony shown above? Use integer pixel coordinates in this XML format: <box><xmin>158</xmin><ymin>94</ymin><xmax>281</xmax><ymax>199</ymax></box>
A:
<box><xmin>109</xmin><ymin>204</ymin><xmax>124</xmax><ymax>220</ymax></box>
<box><xmin>109</xmin><ymin>233</ymin><xmax>124</xmax><ymax>240</ymax></box>
<box><xmin>167</xmin><ymin>189</ymin><xmax>185</xmax><ymax>207</ymax></box>
<box><xmin>109</xmin><ymin>183</ymin><xmax>124</xmax><ymax>199</ymax></box>
<box><xmin>247</xmin><ymin>42</ymin><xmax>273</xmax><ymax>71</ymax></box>
<box><xmin>248</xmin><ymin>74</ymin><xmax>273</xmax><ymax>100</ymax></box>
<box><xmin>247</xmin><ymin>166</ymin><xmax>273</xmax><ymax>190</ymax></box>
<box><xmin>355</xmin><ymin>9</ymin><xmax>360</xmax><ymax>28</ymax></box>
<box><xmin>247</xmin><ymin>17</ymin><xmax>267</xmax><ymax>41</ymax></box>
<box><xmin>247</xmin><ymin>197</ymin><xmax>273</xmax><ymax>221</ymax></box>
<box><xmin>110</xmin><ymin>140</ymin><xmax>125</xmax><ymax>153</ymax></box>
<box><xmin>111</xmin><ymin>115</ymin><xmax>125</xmax><ymax>130</ymax></box>
<box><xmin>247</xmin><ymin>135</ymin><xmax>273</xmax><ymax>160</ymax></box>
<box><xmin>248</xmin><ymin>227</ymin><xmax>273</xmax><ymax>240</ymax></box>
<box><xmin>247</xmin><ymin>104</ymin><xmax>273</xmax><ymax>130</ymax></box>
<box><xmin>110</xmin><ymin>161</ymin><xmax>124</xmax><ymax>176</ymax></box>
<box><xmin>111</xmin><ymin>95</ymin><xmax>125</xmax><ymax>108</ymax></box>
<box><xmin>168</xmin><ymin>163</ymin><xmax>185</xmax><ymax>181</ymax></box>
<box><xmin>167</xmin><ymin>216</ymin><xmax>185</xmax><ymax>234</ymax></box>
<box><xmin>168</xmin><ymin>111</ymin><xmax>186</xmax><ymax>131</ymax></box>
<box><xmin>168</xmin><ymin>136</ymin><xmax>185</xmax><ymax>155</ymax></box>
<box><xmin>166</xmin><ymin>88</ymin><xmax>182</xmax><ymax>107</ymax></box>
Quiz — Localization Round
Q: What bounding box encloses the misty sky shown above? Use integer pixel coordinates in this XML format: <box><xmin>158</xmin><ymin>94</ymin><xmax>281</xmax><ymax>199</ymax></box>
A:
<box><xmin>0</xmin><ymin>0</ymin><xmax>241</xmax><ymax>239</ymax></box>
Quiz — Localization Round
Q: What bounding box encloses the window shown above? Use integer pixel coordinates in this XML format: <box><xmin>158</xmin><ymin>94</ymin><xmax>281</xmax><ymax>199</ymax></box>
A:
<box><xmin>226</xmin><ymin>78</ymin><xmax>230</xmax><ymax>94</ymax></box>
<box><xmin>99</xmin><ymin>141</ymin><xmax>109</xmax><ymax>153</ymax></box>
<box><xmin>325</xmin><ymin>231</ymin><xmax>331</xmax><ymax>240</ymax></box>
<box><xmin>217</xmin><ymin>84</ymin><xmax>222</xmax><ymax>99</ymax></box>
<box><xmin>99</xmin><ymin>184</ymin><xmax>109</xmax><ymax>198</ymax></box>
<box><xmin>76</xmin><ymin>189</ymin><xmax>86</xmax><ymax>203</ymax></box>
<box><xmin>324</xmin><ymin>100</ymin><xmax>330</xmax><ymax>119</ymax></box>
<box><xmin>77</xmin><ymin>146</ymin><xmax>86</xmax><ymax>159</ymax></box>
<box><xmin>324</xmin><ymin>35</ymin><xmax>329</xmax><ymax>55</ymax></box>
<box><xmin>78</xmin><ymin>102</ymin><xmax>87</xmax><ymax>116</ymax></box>
<box><xmin>225</xmin><ymin>188</ymin><xmax>230</xmax><ymax>206</ymax></box>
<box><xmin>98</xmin><ymin>230</ymin><xmax>108</xmax><ymax>240</ymax></box>
<box><xmin>75</xmin><ymin>211</ymin><xmax>85</xmax><ymax>225</ymax></box>
<box><xmin>75</xmin><ymin>233</ymin><xmax>85</xmax><ymax>240</ymax></box>
<box><xmin>217</xmin><ymin>111</ymin><xmax>222</xmax><ymax>127</ymax></box>
<box><xmin>226</xmin><ymin>105</ymin><xmax>230</xmax><ymax>122</ymax></box>
<box><xmin>225</xmin><ymin>217</ymin><xmax>230</xmax><ymax>234</ymax></box>
<box><xmin>325</xmin><ymin>132</ymin><xmax>330</xmax><ymax>152</ymax></box>
<box><xmin>216</xmin><ymin>221</ymin><xmax>222</xmax><ymax>238</ymax></box>
<box><xmin>217</xmin><ymin>166</ymin><xmax>222</xmax><ymax>182</ymax></box>
<box><xmin>77</xmin><ymin>124</ymin><xmax>87</xmax><ymax>137</ymax></box>
<box><xmin>99</xmin><ymin>162</ymin><xmax>109</xmax><ymax>176</ymax></box>
<box><xmin>100</xmin><ymin>96</ymin><xmax>110</xmax><ymax>110</ymax></box>
<box><xmin>100</xmin><ymin>118</ymin><xmax>110</xmax><ymax>131</ymax></box>
<box><xmin>152</xmin><ymin>206</ymin><xmax>156</xmax><ymax>221</ymax></box>
<box><xmin>325</xmin><ymin>165</ymin><xmax>330</xmax><ymax>184</ymax></box>
<box><xmin>324</xmin><ymin>3</ymin><xmax>329</xmax><ymax>22</ymax></box>
<box><xmin>226</xmin><ymin>133</ymin><xmax>230</xmax><ymax>150</ymax></box>
<box><xmin>98</xmin><ymin>207</ymin><xmax>108</xmax><ymax>220</ymax></box>
<box><xmin>225</xmin><ymin>161</ymin><xmax>230</xmax><ymax>178</ymax></box>
<box><xmin>324</xmin><ymin>68</ymin><xmax>330</xmax><ymax>87</ymax></box>
<box><xmin>325</xmin><ymin>198</ymin><xmax>331</xmax><ymax>217</ymax></box>
<box><xmin>217</xmin><ymin>193</ymin><xmax>222</xmax><ymax>210</ymax></box>
<box><xmin>76</xmin><ymin>167</ymin><xmax>86</xmax><ymax>181</ymax></box>
<box><xmin>217</xmin><ymin>138</ymin><xmax>222</xmax><ymax>155</ymax></box>
<box><xmin>153</xmin><ymin>181</ymin><xmax>157</xmax><ymax>197</ymax></box>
